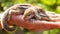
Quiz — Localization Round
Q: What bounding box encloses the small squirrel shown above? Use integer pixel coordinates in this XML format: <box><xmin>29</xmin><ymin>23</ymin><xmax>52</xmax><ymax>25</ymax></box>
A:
<box><xmin>1</xmin><ymin>4</ymin><xmax>32</xmax><ymax>32</ymax></box>
<box><xmin>23</xmin><ymin>6</ymin><xmax>50</xmax><ymax>21</ymax></box>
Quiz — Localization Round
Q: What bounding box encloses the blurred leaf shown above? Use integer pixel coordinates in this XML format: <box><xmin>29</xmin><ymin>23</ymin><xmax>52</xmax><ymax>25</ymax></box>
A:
<box><xmin>56</xmin><ymin>6</ymin><xmax>60</xmax><ymax>13</ymax></box>
<box><xmin>43</xmin><ymin>31</ymin><xmax>49</xmax><ymax>34</ymax></box>
<box><xmin>49</xmin><ymin>29</ymin><xmax>59</xmax><ymax>34</ymax></box>
<box><xmin>40</xmin><ymin>0</ymin><xmax>56</xmax><ymax>5</ymax></box>
<box><xmin>43</xmin><ymin>29</ymin><xmax>59</xmax><ymax>34</ymax></box>
<box><xmin>14</xmin><ymin>0</ymin><xmax>26</xmax><ymax>4</ymax></box>
<box><xmin>57</xmin><ymin>0</ymin><xmax>60</xmax><ymax>5</ymax></box>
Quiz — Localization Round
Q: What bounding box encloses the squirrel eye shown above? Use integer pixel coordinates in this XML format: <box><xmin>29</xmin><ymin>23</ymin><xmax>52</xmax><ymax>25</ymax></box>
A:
<box><xmin>27</xmin><ymin>11</ymin><xmax>32</xmax><ymax>16</ymax></box>
<box><xmin>27</xmin><ymin>13</ymin><xmax>31</xmax><ymax>16</ymax></box>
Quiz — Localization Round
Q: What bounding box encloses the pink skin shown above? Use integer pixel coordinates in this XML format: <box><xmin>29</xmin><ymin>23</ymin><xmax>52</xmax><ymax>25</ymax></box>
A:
<box><xmin>7</xmin><ymin>14</ymin><xmax>60</xmax><ymax>32</ymax></box>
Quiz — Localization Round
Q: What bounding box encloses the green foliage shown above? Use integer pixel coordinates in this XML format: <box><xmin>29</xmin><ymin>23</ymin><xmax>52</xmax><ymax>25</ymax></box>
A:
<box><xmin>14</xmin><ymin>0</ymin><xmax>26</xmax><ymax>4</ymax></box>
<box><xmin>57</xmin><ymin>6</ymin><xmax>60</xmax><ymax>13</ymax></box>
<box><xmin>40</xmin><ymin>0</ymin><xmax>56</xmax><ymax>5</ymax></box>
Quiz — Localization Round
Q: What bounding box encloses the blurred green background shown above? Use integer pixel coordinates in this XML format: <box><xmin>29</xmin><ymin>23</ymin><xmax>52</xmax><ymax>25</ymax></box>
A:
<box><xmin>0</xmin><ymin>0</ymin><xmax>60</xmax><ymax>34</ymax></box>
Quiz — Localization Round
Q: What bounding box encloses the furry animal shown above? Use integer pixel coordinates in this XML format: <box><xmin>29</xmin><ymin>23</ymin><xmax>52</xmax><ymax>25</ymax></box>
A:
<box><xmin>23</xmin><ymin>6</ymin><xmax>50</xmax><ymax>21</ymax></box>
<box><xmin>1</xmin><ymin>4</ymin><xmax>32</xmax><ymax>32</ymax></box>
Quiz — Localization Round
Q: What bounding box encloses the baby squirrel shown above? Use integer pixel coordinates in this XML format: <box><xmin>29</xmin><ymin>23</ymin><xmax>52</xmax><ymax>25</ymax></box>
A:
<box><xmin>1</xmin><ymin>4</ymin><xmax>32</xmax><ymax>32</ymax></box>
<box><xmin>23</xmin><ymin>6</ymin><xmax>50</xmax><ymax>21</ymax></box>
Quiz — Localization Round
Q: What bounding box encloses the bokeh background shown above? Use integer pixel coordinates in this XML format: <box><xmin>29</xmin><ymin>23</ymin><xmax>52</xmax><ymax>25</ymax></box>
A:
<box><xmin>0</xmin><ymin>0</ymin><xmax>60</xmax><ymax>34</ymax></box>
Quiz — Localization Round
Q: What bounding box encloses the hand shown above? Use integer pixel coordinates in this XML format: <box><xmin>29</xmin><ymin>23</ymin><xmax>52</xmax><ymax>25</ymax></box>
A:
<box><xmin>7</xmin><ymin>11</ymin><xmax>60</xmax><ymax>31</ymax></box>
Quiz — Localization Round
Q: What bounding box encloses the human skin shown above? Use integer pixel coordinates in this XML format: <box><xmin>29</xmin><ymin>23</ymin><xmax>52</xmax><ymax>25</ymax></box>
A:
<box><xmin>0</xmin><ymin>12</ymin><xmax>60</xmax><ymax>32</ymax></box>
<box><xmin>0</xmin><ymin>10</ymin><xmax>60</xmax><ymax>31</ymax></box>
<box><xmin>6</xmin><ymin>12</ymin><xmax>60</xmax><ymax>31</ymax></box>
<box><xmin>0</xmin><ymin>12</ymin><xmax>60</xmax><ymax>31</ymax></box>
